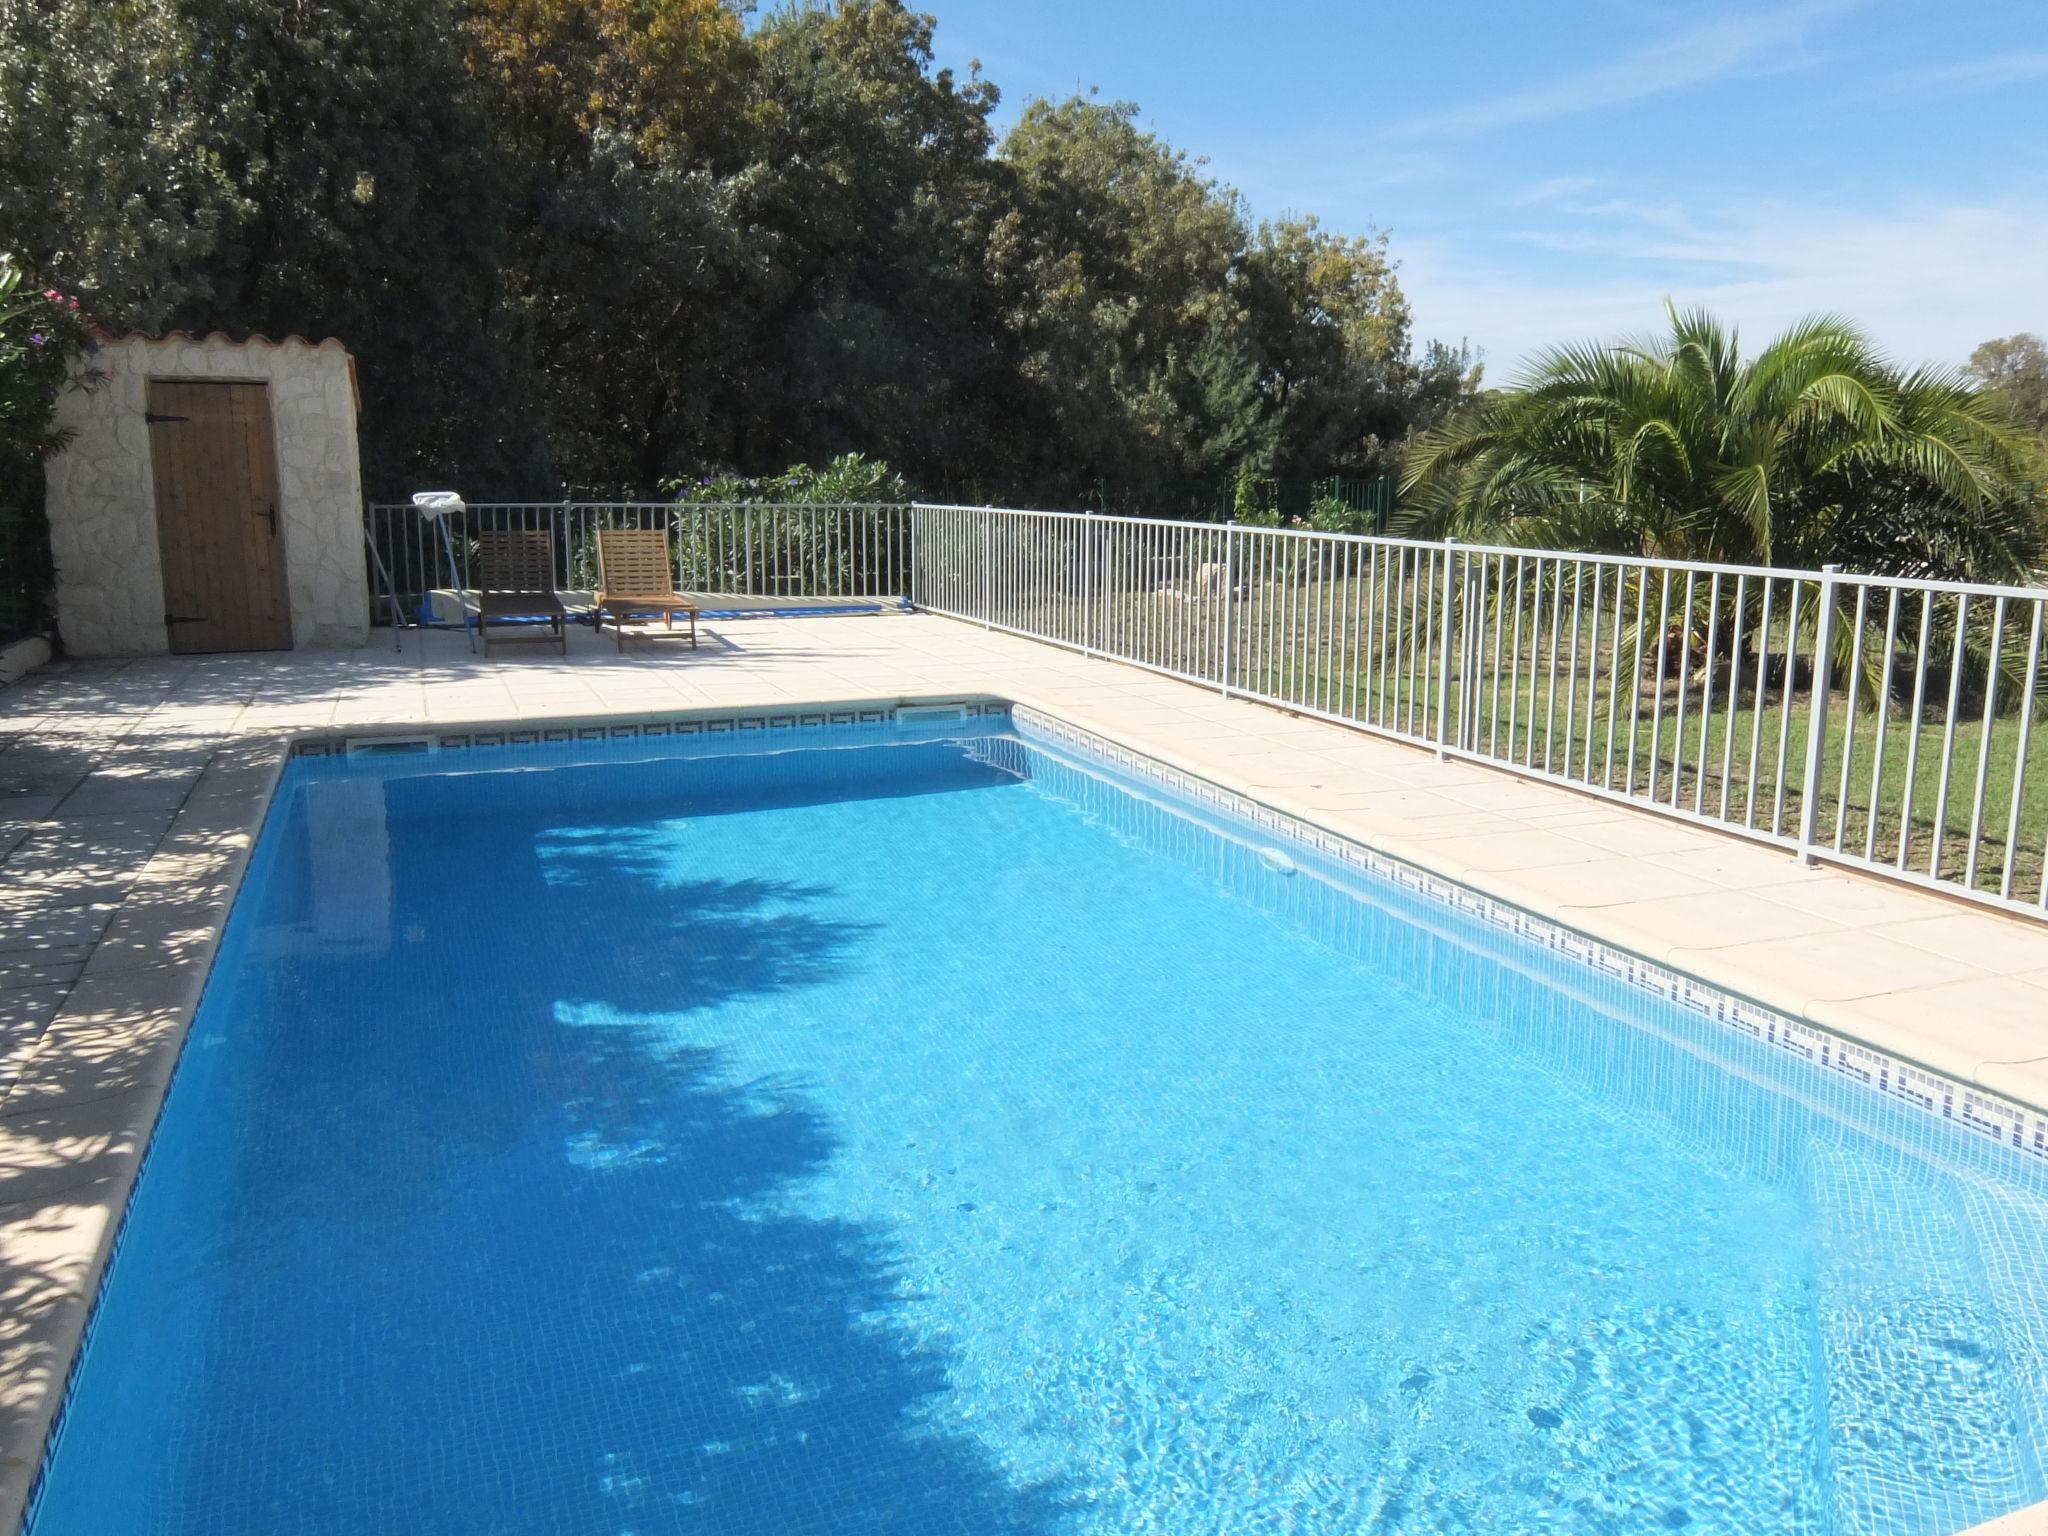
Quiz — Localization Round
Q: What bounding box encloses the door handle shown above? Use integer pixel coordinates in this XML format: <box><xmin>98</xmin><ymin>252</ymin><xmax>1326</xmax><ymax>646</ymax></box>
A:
<box><xmin>259</xmin><ymin>504</ymin><xmax>278</xmax><ymax>537</ymax></box>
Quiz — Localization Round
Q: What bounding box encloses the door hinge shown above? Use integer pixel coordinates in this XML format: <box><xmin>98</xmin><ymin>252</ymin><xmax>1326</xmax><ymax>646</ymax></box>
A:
<box><xmin>144</xmin><ymin>411</ymin><xmax>189</xmax><ymax>424</ymax></box>
<box><xmin>165</xmin><ymin>613</ymin><xmax>206</xmax><ymax>626</ymax></box>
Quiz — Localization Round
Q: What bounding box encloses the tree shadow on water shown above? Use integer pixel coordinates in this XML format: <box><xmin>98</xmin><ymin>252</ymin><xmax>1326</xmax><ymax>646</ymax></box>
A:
<box><xmin>449</xmin><ymin>1031</ymin><xmax>1074</xmax><ymax>1536</ymax></box>
<box><xmin>171</xmin><ymin>793</ymin><xmax>1080</xmax><ymax>1536</ymax></box>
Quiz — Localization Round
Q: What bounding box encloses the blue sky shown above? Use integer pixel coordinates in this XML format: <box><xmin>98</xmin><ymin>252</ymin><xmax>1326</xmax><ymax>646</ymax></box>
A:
<box><xmin>923</xmin><ymin>0</ymin><xmax>2048</xmax><ymax>380</ymax></box>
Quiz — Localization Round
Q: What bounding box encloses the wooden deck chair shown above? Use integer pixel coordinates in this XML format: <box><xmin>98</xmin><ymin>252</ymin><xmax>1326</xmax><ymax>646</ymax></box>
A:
<box><xmin>593</xmin><ymin>528</ymin><xmax>699</xmax><ymax>651</ymax></box>
<box><xmin>476</xmin><ymin>529</ymin><xmax>567</xmax><ymax>655</ymax></box>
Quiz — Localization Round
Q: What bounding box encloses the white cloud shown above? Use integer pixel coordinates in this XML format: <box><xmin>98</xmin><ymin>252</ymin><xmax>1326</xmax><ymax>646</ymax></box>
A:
<box><xmin>1388</xmin><ymin>0</ymin><xmax>1861</xmax><ymax>140</ymax></box>
<box><xmin>1504</xmin><ymin>175</ymin><xmax>1601</xmax><ymax>208</ymax></box>
<box><xmin>1915</xmin><ymin>50</ymin><xmax>2048</xmax><ymax>89</ymax></box>
<box><xmin>1400</xmin><ymin>195</ymin><xmax>2048</xmax><ymax>376</ymax></box>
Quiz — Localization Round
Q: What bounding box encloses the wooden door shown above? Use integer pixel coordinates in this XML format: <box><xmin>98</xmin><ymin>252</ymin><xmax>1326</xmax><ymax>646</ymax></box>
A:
<box><xmin>146</xmin><ymin>378</ymin><xmax>292</xmax><ymax>653</ymax></box>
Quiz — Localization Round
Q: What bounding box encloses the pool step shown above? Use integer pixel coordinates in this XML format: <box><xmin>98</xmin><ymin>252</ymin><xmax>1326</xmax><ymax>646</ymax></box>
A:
<box><xmin>1805</xmin><ymin>1143</ymin><xmax>2039</xmax><ymax>1533</ymax></box>
<box><xmin>1956</xmin><ymin>1179</ymin><xmax>2048</xmax><ymax>1493</ymax></box>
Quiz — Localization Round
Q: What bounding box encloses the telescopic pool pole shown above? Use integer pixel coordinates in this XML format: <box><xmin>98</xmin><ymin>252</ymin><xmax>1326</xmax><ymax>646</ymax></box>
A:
<box><xmin>411</xmin><ymin>491</ymin><xmax>472</xmax><ymax>650</ymax></box>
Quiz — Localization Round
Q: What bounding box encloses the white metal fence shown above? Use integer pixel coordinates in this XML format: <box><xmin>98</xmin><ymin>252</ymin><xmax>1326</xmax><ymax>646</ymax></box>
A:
<box><xmin>364</xmin><ymin>501</ymin><xmax>915</xmax><ymax>616</ymax></box>
<box><xmin>361</xmin><ymin>497</ymin><xmax>2048</xmax><ymax>918</ymax></box>
<box><xmin>909</xmin><ymin>503</ymin><xmax>2048</xmax><ymax>921</ymax></box>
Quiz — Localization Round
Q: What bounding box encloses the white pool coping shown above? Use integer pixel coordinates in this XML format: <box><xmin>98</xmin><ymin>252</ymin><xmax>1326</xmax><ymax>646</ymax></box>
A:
<box><xmin>4</xmin><ymin>614</ymin><xmax>2048</xmax><ymax>1534</ymax></box>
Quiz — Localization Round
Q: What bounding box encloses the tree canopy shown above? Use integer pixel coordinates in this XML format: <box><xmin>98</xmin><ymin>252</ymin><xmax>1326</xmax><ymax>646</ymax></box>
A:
<box><xmin>1968</xmin><ymin>333</ymin><xmax>2048</xmax><ymax>442</ymax></box>
<box><xmin>0</xmin><ymin>0</ymin><xmax>1471</xmax><ymax>508</ymax></box>
<box><xmin>1401</xmin><ymin>307</ymin><xmax>2044</xmax><ymax>583</ymax></box>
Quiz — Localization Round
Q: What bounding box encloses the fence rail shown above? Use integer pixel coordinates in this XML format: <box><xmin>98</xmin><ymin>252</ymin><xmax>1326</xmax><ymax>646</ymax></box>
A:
<box><xmin>908</xmin><ymin>503</ymin><xmax>2048</xmax><ymax>922</ymax></box>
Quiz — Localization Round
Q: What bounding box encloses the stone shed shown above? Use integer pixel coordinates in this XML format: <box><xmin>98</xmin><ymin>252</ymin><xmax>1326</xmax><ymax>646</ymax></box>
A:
<box><xmin>44</xmin><ymin>332</ymin><xmax>369</xmax><ymax>656</ymax></box>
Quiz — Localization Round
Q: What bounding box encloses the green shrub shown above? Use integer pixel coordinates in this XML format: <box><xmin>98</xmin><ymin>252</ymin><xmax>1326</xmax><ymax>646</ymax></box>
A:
<box><xmin>665</xmin><ymin>453</ymin><xmax>910</xmax><ymax>506</ymax></box>
<box><xmin>0</xmin><ymin>259</ymin><xmax>89</xmax><ymax>641</ymax></box>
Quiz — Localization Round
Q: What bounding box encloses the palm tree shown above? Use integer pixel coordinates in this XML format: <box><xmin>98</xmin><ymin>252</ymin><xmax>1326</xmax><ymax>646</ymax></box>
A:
<box><xmin>1400</xmin><ymin>305</ymin><xmax>2046</xmax><ymax>583</ymax></box>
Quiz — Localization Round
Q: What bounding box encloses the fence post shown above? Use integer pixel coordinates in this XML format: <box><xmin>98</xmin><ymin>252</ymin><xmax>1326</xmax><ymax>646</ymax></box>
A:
<box><xmin>1220</xmin><ymin>523</ymin><xmax>1237</xmax><ymax>698</ymax></box>
<box><xmin>1080</xmin><ymin>510</ymin><xmax>1096</xmax><ymax>657</ymax></box>
<box><xmin>1796</xmin><ymin>563</ymin><xmax>1842</xmax><ymax>866</ymax></box>
<box><xmin>1460</xmin><ymin>548</ymin><xmax>1484</xmax><ymax>749</ymax></box>
<box><xmin>904</xmin><ymin>505</ymin><xmax>919</xmax><ymax>609</ymax></box>
<box><xmin>1435</xmin><ymin>538</ymin><xmax>1457</xmax><ymax>758</ymax></box>
<box><xmin>980</xmin><ymin>507</ymin><xmax>994</xmax><ymax>629</ymax></box>
<box><xmin>1098</xmin><ymin>518</ymin><xmax>1111</xmax><ymax>654</ymax></box>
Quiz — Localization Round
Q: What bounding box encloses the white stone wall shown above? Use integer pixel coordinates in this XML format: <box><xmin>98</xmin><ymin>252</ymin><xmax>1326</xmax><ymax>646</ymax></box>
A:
<box><xmin>44</xmin><ymin>333</ymin><xmax>369</xmax><ymax>655</ymax></box>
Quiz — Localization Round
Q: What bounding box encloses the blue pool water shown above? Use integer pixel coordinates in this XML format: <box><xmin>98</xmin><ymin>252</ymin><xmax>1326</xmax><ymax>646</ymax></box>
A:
<box><xmin>30</xmin><ymin>715</ymin><xmax>2048</xmax><ymax>1535</ymax></box>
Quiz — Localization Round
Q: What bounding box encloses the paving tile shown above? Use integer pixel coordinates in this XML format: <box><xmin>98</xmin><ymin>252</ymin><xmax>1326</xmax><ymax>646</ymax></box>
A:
<box><xmin>0</xmin><ymin>763</ymin><xmax>89</xmax><ymax>801</ymax></box>
<box><xmin>1647</xmin><ymin>843</ymin><xmax>1828</xmax><ymax>892</ymax></box>
<box><xmin>0</xmin><ymin>904</ymin><xmax>118</xmax><ymax>955</ymax></box>
<box><xmin>1551</xmin><ymin>813</ymin><xmax>1731</xmax><ymax>857</ymax></box>
<box><xmin>0</xmin><ymin>950</ymin><xmax>88</xmax><ymax>990</ymax></box>
<box><xmin>0</xmin><ymin>794</ymin><xmax>57</xmax><ymax>822</ymax></box>
<box><xmin>187</xmin><ymin>759</ymin><xmax>283</xmax><ymax>807</ymax></box>
<box><xmin>1395</xmin><ymin>825</ymin><xmax>1616</xmax><ymax>875</ymax></box>
<box><xmin>1805</xmin><ymin>972</ymin><xmax>2048</xmax><ymax>1077</ymax></box>
<box><xmin>0</xmin><ymin>1092</ymin><xmax>147</xmax><ymax>1204</ymax></box>
<box><xmin>1437</xmin><ymin>776</ymin><xmax>1608</xmax><ymax>816</ymax></box>
<box><xmin>120</xmin><ymin>835</ymin><xmax>249</xmax><ymax>907</ymax></box>
<box><xmin>1264</xmin><ymin>781</ymin><xmax>1445</xmax><ymax>814</ymax></box>
<box><xmin>2</xmin><ymin>809</ymin><xmax>173</xmax><ymax>869</ymax></box>
<box><xmin>1331</xmin><ymin>754</ymin><xmax>1501</xmax><ymax>789</ymax></box>
<box><xmin>0</xmin><ymin>1189</ymin><xmax>119</xmax><ymax>1533</ymax></box>
<box><xmin>0</xmin><ymin>819</ymin><xmax>45</xmax><ymax>865</ymax></box>
<box><xmin>1222</xmin><ymin>759</ymin><xmax>1360</xmax><ymax>789</ymax></box>
<box><xmin>53</xmin><ymin>767</ymin><xmax>200</xmax><ymax>817</ymax></box>
<box><xmin>1755</xmin><ymin>869</ymin><xmax>1958</xmax><ymax>925</ymax></box>
<box><xmin>4</xmin><ymin>968</ymin><xmax>199</xmax><ymax>1112</ymax></box>
<box><xmin>1866</xmin><ymin>914</ymin><xmax>2048</xmax><ymax>976</ymax></box>
<box><xmin>1975</xmin><ymin>1062</ymin><xmax>2048</xmax><ymax>1119</ymax></box>
<box><xmin>1564</xmin><ymin>887</ymin><xmax>1851</xmax><ymax>960</ymax></box>
<box><xmin>0</xmin><ymin>877</ymin><xmax>132</xmax><ymax>911</ymax></box>
<box><xmin>0</xmin><ymin>987</ymin><xmax>66</xmax><ymax>1067</ymax></box>
<box><xmin>236</xmin><ymin>702</ymin><xmax>339</xmax><ymax>724</ymax></box>
<box><xmin>1675</xmin><ymin>929</ymin><xmax>1981</xmax><ymax>1009</ymax></box>
<box><xmin>1512</xmin><ymin>803</ymin><xmax>1634</xmax><ymax>830</ymax></box>
<box><xmin>1480</xmin><ymin>855</ymin><xmax>1729</xmax><ymax>914</ymax></box>
<box><xmin>0</xmin><ymin>836</ymin><xmax>162</xmax><ymax>891</ymax></box>
<box><xmin>82</xmin><ymin>892</ymin><xmax>229</xmax><ymax>978</ymax></box>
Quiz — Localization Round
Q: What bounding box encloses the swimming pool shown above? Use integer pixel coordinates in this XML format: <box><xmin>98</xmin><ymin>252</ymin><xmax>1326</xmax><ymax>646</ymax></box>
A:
<box><xmin>27</xmin><ymin>708</ymin><xmax>2048</xmax><ymax>1535</ymax></box>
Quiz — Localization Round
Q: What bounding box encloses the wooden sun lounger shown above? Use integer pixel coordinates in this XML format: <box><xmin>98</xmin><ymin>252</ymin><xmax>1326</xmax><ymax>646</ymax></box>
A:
<box><xmin>593</xmin><ymin>527</ymin><xmax>699</xmax><ymax>651</ymax></box>
<box><xmin>476</xmin><ymin>529</ymin><xmax>567</xmax><ymax>655</ymax></box>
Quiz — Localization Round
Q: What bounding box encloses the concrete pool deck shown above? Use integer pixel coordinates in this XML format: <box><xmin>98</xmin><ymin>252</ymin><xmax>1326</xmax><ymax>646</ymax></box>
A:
<box><xmin>4</xmin><ymin>611</ymin><xmax>2048</xmax><ymax>1536</ymax></box>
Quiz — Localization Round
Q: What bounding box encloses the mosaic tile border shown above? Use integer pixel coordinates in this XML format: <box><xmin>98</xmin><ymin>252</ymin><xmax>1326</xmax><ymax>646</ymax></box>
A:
<box><xmin>287</xmin><ymin>700</ymin><xmax>1010</xmax><ymax>758</ymax></box>
<box><xmin>1010</xmin><ymin>703</ymin><xmax>2048</xmax><ymax>1167</ymax></box>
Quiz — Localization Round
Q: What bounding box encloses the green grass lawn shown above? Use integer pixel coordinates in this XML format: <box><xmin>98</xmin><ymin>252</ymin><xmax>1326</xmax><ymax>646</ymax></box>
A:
<box><xmin>1445</xmin><ymin>675</ymin><xmax>2048</xmax><ymax>900</ymax></box>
